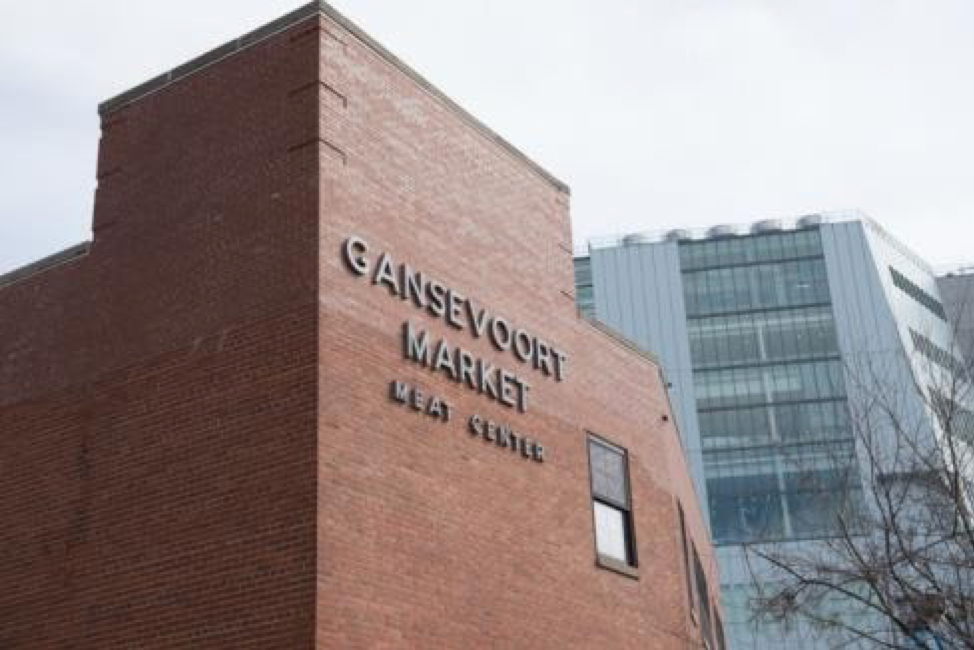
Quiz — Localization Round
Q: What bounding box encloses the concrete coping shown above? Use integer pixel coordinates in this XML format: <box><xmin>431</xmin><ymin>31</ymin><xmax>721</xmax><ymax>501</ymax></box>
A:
<box><xmin>580</xmin><ymin>314</ymin><xmax>660</xmax><ymax>367</ymax></box>
<box><xmin>0</xmin><ymin>242</ymin><xmax>91</xmax><ymax>290</ymax></box>
<box><xmin>97</xmin><ymin>1</ymin><xmax>570</xmax><ymax>195</ymax></box>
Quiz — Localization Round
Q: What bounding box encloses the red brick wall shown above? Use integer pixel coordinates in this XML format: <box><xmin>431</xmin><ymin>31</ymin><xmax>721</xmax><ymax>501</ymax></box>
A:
<box><xmin>0</xmin><ymin>6</ymin><xmax>720</xmax><ymax>649</ymax></box>
<box><xmin>314</xmin><ymin>10</ymin><xmax>720</xmax><ymax>649</ymax></box>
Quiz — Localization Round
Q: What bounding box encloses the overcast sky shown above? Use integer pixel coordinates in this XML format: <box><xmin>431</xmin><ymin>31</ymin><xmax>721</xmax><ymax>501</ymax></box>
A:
<box><xmin>2</xmin><ymin>0</ymin><xmax>973</xmax><ymax>275</ymax></box>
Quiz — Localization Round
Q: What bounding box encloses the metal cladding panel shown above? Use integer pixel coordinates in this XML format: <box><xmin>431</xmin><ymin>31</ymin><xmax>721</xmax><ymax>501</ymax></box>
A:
<box><xmin>820</xmin><ymin>222</ymin><xmax>922</xmax><ymax>466</ymax></box>
<box><xmin>822</xmin><ymin>222</ymin><xmax>954</xmax><ymax>455</ymax></box>
<box><xmin>819</xmin><ymin>222</ymin><xmax>894</xmax><ymax>355</ymax></box>
<box><xmin>938</xmin><ymin>272</ymin><xmax>974</xmax><ymax>365</ymax></box>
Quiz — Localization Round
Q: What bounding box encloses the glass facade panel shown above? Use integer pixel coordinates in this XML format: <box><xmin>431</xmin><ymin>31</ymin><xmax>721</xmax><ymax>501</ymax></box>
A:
<box><xmin>693</xmin><ymin>359</ymin><xmax>846</xmax><ymax>411</ymax></box>
<box><xmin>774</xmin><ymin>401</ymin><xmax>850</xmax><ymax>444</ymax></box>
<box><xmin>574</xmin><ymin>257</ymin><xmax>595</xmax><ymax>318</ymax></box>
<box><xmin>707</xmin><ymin>472</ymin><xmax>785</xmax><ymax>543</ymax></box>
<box><xmin>680</xmin><ymin>228</ymin><xmax>862</xmax><ymax>545</ymax></box>
<box><xmin>699</xmin><ymin>405</ymin><xmax>774</xmax><ymax>449</ymax></box>
<box><xmin>785</xmin><ymin>469</ymin><xmax>861</xmax><ymax>538</ymax></box>
<box><xmin>679</xmin><ymin>228</ymin><xmax>824</xmax><ymax>272</ymax></box>
<box><xmin>890</xmin><ymin>266</ymin><xmax>948</xmax><ymax>320</ymax></box>
<box><xmin>688</xmin><ymin>306</ymin><xmax>840</xmax><ymax>370</ymax></box>
<box><xmin>682</xmin><ymin>258</ymin><xmax>831</xmax><ymax>318</ymax></box>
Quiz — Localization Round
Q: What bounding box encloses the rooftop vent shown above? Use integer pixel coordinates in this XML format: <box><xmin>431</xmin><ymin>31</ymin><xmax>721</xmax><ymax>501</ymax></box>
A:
<box><xmin>706</xmin><ymin>224</ymin><xmax>739</xmax><ymax>239</ymax></box>
<box><xmin>665</xmin><ymin>228</ymin><xmax>693</xmax><ymax>242</ymax></box>
<box><xmin>622</xmin><ymin>233</ymin><xmax>655</xmax><ymax>246</ymax></box>
<box><xmin>797</xmin><ymin>214</ymin><xmax>823</xmax><ymax>229</ymax></box>
<box><xmin>751</xmin><ymin>219</ymin><xmax>783</xmax><ymax>234</ymax></box>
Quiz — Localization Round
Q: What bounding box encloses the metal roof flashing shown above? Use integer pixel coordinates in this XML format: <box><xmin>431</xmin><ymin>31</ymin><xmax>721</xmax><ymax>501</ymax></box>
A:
<box><xmin>0</xmin><ymin>242</ymin><xmax>91</xmax><ymax>290</ymax></box>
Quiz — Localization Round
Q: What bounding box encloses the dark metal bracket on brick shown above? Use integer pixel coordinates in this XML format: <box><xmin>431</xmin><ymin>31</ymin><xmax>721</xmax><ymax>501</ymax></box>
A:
<box><xmin>288</xmin><ymin>81</ymin><xmax>348</xmax><ymax>110</ymax></box>
<box><xmin>287</xmin><ymin>137</ymin><xmax>347</xmax><ymax>166</ymax></box>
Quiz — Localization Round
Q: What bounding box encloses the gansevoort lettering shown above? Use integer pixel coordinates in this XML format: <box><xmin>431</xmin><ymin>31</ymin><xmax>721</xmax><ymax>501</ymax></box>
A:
<box><xmin>343</xmin><ymin>235</ymin><xmax>568</xmax><ymax>381</ymax></box>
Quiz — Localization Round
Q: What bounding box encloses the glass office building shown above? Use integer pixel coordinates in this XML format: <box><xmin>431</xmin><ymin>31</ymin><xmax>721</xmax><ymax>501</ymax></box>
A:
<box><xmin>577</xmin><ymin>213</ymin><xmax>960</xmax><ymax>648</ymax></box>
<box><xmin>679</xmin><ymin>228</ymin><xmax>861</xmax><ymax>548</ymax></box>
<box><xmin>938</xmin><ymin>266</ymin><xmax>974</xmax><ymax>368</ymax></box>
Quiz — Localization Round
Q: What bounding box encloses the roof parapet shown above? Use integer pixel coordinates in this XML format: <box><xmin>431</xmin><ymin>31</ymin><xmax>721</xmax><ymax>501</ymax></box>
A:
<box><xmin>579</xmin><ymin>209</ymin><xmax>867</xmax><ymax>254</ymax></box>
<box><xmin>0</xmin><ymin>242</ymin><xmax>91</xmax><ymax>290</ymax></box>
<box><xmin>97</xmin><ymin>1</ymin><xmax>569</xmax><ymax>195</ymax></box>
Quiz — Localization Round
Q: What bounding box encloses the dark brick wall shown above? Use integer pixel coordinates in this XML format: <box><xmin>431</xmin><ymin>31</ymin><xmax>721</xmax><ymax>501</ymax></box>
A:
<box><xmin>0</xmin><ymin>311</ymin><xmax>318</xmax><ymax>648</ymax></box>
<box><xmin>0</xmin><ymin>18</ymin><xmax>320</xmax><ymax>650</ymax></box>
<box><xmin>0</xmin><ymin>16</ymin><xmax>321</xmax><ymax>408</ymax></box>
<box><xmin>0</xmin><ymin>6</ymin><xmax>720</xmax><ymax>649</ymax></box>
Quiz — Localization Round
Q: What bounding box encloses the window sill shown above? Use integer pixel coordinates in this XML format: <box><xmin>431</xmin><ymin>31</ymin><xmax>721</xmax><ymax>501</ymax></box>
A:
<box><xmin>596</xmin><ymin>554</ymin><xmax>639</xmax><ymax>580</ymax></box>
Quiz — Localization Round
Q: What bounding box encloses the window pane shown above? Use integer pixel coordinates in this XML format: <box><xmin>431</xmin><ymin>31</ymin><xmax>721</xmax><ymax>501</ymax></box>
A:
<box><xmin>707</xmin><ymin>473</ymin><xmax>784</xmax><ymax>544</ymax></box>
<box><xmin>593</xmin><ymin>501</ymin><xmax>629</xmax><ymax>562</ymax></box>
<box><xmin>589</xmin><ymin>440</ymin><xmax>628</xmax><ymax>506</ymax></box>
<box><xmin>785</xmin><ymin>469</ymin><xmax>861</xmax><ymax>538</ymax></box>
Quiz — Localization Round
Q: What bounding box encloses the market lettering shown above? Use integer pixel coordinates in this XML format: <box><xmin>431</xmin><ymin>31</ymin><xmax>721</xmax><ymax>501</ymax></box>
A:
<box><xmin>403</xmin><ymin>321</ymin><xmax>531</xmax><ymax>413</ymax></box>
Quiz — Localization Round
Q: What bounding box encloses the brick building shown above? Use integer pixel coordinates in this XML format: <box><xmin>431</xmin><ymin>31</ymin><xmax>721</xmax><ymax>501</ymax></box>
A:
<box><xmin>0</xmin><ymin>3</ymin><xmax>721</xmax><ymax>648</ymax></box>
